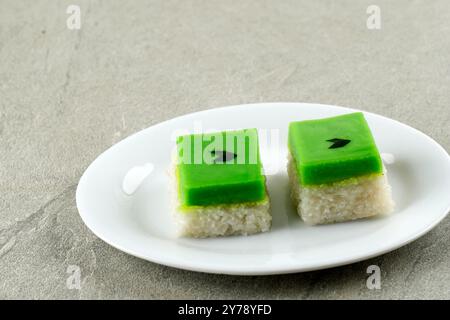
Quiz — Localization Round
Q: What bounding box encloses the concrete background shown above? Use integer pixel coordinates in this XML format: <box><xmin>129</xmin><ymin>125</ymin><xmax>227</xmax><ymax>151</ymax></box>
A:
<box><xmin>0</xmin><ymin>0</ymin><xmax>449</xmax><ymax>299</ymax></box>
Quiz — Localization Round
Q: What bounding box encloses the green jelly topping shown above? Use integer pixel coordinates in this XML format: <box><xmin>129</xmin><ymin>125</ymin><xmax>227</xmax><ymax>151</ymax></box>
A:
<box><xmin>176</xmin><ymin>128</ymin><xmax>266</xmax><ymax>207</ymax></box>
<box><xmin>288</xmin><ymin>112</ymin><xmax>383</xmax><ymax>186</ymax></box>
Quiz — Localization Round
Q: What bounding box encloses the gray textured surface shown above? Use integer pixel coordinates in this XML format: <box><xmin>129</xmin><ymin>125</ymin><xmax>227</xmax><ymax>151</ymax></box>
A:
<box><xmin>0</xmin><ymin>0</ymin><xmax>449</xmax><ymax>299</ymax></box>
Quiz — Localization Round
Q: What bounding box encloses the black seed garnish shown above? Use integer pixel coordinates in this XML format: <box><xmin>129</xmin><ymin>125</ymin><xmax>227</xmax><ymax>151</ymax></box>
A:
<box><xmin>211</xmin><ymin>150</ymin><xmax>237</xmax><ymax>163</ymax></box>
<box><xmin>327</xmin><ymin>138</ymin><xmax>351</xmax><ymax>149</ymax></box>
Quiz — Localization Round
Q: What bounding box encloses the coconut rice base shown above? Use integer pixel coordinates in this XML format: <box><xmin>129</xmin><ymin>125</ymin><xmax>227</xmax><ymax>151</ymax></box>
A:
<box><xmin>171</xmin><ymin>167</ymin><xmax>272</xmax><ymax>238</ymax></box>
<box><xmin>287</xmin><ymin>152</ymin><xmax>394</xmax><ymax>225</ymax></box>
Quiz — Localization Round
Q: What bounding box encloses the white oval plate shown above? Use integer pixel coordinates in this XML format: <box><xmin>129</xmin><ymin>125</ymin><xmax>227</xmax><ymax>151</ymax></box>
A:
<box><xmin>76</xmin><ymin>103</ymin><xmax>450</xmax><ymax>275</ymax></box>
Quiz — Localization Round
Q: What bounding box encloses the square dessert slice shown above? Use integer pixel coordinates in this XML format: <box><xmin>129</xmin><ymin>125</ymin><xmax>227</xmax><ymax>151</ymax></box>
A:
<box><xmin>173</xmin><ymin>128</ymin><xmax>271</xmax><ymax>238</ymax></box>
<box><xmin>288</xmin><ymin>112</ymin><xmax>394</xmax><ymax>225</ymax></box>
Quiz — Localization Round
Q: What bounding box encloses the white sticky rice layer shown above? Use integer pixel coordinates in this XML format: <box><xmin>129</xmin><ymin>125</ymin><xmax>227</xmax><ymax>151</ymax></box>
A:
<box><xmin>287</xmin><ymin>152</ymin><xmax>394</xmax><ymax>225</ymax></box>
<box><xmin>171</xmin><ymin>166</ymin><xmax>271</xmax><ymax>238</ymax></box>
<box><xmin>173</xmin><ymin>199</ymin><xmax>271</xmax><ymax>238</ymax></box>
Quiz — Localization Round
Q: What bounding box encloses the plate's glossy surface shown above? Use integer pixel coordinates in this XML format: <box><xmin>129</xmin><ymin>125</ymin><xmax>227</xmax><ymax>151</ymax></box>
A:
<box><xmin>76</xmin><ymin>103</ymin><xmax>450</xmax><ymax>275</ymax></box>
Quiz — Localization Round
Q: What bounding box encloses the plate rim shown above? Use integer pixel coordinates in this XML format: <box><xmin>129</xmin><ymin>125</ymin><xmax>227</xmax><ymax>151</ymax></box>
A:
<box><xmin>76</xmin><ymin>102</ymin><xmax>450</xmax><ymax>275</ymax></box>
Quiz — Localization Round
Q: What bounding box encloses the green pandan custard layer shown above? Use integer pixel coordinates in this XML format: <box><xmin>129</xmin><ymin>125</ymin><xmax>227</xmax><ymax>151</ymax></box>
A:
<box><xmin>288</xmin><ymin>112</ymin><xmax>383</xmax><ymax>186</ymax></box>
<box><xmin>176</xmin><ymin>128</ymin><xmax>266</xmax><ymax>207</ymax></box>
